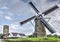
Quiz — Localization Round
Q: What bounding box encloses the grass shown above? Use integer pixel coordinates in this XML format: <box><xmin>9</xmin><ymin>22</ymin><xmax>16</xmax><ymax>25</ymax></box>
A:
<box><xmin>2</xmin><ymin>37</ymin><xmax>60</xmax><ymax>42</ymax></box>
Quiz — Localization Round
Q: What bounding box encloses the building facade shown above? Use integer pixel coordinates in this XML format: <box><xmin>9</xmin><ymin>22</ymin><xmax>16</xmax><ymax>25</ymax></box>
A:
<box><xmin>3</xmin><ymin>25</ymin><xmax>9</xmax><ymax>38</ymax></box>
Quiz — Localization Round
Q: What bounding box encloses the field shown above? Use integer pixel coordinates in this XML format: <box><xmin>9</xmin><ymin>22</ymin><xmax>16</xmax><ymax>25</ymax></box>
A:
<box><xmin>2</xmin><ymin>37</ymin><xmax>60</xmax><ymax>42</ymax></box>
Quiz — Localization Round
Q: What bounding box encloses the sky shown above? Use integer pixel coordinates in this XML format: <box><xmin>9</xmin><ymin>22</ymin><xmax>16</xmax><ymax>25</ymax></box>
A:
<box><xmin>0</xmin><ymin>0</ymin><xmax>60</xmax><ymax>36</ymax></box>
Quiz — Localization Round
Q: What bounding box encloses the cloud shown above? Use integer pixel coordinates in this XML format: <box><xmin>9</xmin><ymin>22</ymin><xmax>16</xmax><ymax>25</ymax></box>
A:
<box><xmin>47</xmin><ymin>0</ymin><xmax>58</xmax><ymax>2</ymax></box>
<box><xmin>0</xmin><ymin>11</ymin><xmax>4</xmax><ymax>17</ymax></box>
<box><xmin>0</xmin><ymin>25</ymin><xmax>3</xmax><ymax>28</ymax></box>
<box><xmin>7</xmin><ymin>22</ymin><xmax>34</xmax><ymax>35</ymax></box>
<box><xmin>0</xmin><ymin>25</ymin><xmax>3</xmax><ymax>33</ymax></box>
<box><xmin>0</xmin><ymin>6</ymin><xmax>8</xmax><ymax>9</ymax></box>
<box><xmin>9</xmin><ymin>24</ymin><xmax>23</xmax><ymax>32</ymax></box>
<box><xmin>5</xmin><ymin>16</ymin><xmax>12</xmax><ymax>20</ymax></box>
<box><xmin>21</xmin><ymin>0</ymin><xmax>29</xmax><ymax>3</ymax></box>
<box><xmin>10</xmin><ymin>24</ymin><xmax>19</xmax><ymax>29</ymax></box>
<box><xmin>38</xmin><ymin>0</ymin><xmax>46</xmax><ymax>4</ymax></box>
<box><xmin>7</xmin><ymin>12</ymin><xmax>13</xmax><ymax>16</ymax></box>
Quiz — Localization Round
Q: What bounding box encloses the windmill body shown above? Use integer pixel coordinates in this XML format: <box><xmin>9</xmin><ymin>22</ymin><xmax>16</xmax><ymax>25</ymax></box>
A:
<box><xmin>33</xmin><ymin>16</ymin><xmax>46</xmax><ymax>37</ymax></box>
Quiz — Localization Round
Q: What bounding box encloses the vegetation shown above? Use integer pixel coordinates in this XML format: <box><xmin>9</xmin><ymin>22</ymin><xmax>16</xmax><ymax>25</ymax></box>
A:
<box><xmin>2</xmin><ymin>34</ymin><xmax>60</xmax><ymax>42</ymax></box>
<box><xmin>7</xmin><ymin>37</ymin><xmax>20</xmax><ymax>39</ymax></box>
<box><xmin>2</xmin><ymin>37</ymin><xmax>60</xmax><ymax>42</ymax></box>
<box><xmin>0</xmin><ymin>33</ymin><xmax>3</xmax><ymax>39</ymax></box>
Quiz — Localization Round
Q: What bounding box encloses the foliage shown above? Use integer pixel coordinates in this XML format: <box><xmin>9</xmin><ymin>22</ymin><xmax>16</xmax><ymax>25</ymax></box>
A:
<box><xmin>7</xmin><ymin>37</ymin><xmax>19</xmax><ymax>39</ymax></box>
<box><xmin>2</xmin><ymin>37</ymin><xmax>60</xmax><ymax>42</ymax></box>
<box><xmin>28</xmin><ymin>35</ymin><xmax>35</xmax><ymax>37</ymax></box>
<box><xmin>0</xmin><ymin>33</ymin><xmax>3</xmax><ymax>38</ymax></box>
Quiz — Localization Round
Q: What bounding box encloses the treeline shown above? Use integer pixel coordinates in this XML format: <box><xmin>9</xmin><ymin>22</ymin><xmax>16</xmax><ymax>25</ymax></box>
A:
<box><xmin>28</xmin><ymin>34</ymin><xmax>60</xmax><ymax>38</ymax></box>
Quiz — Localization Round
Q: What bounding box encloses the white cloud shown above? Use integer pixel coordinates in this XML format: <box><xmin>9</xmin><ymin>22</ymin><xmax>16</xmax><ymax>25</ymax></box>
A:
<box><xmin>0</xmin><ymin>25</ymin><xmax>3</xmax><ymax>33</ymax></box>
<box><xmin>0</xmin><ymin>6</ymin><xmax>8</xmax><ymax>9</ymax></box>
<box><xmin>10</xmin><ymin>24</ymin><xmax>19</xmax><ymax>29</ymax></box>
<box><xmin>0</xmin><ymin>25</ymin><xmax>3</xmax><ymax>28</ymax></box>
<box><xmin>7</xmin><ymin>23</ymin><xmax>34</xmax><ymax>35</ymax></box>
<box><xmin>9</xmin><ymin>24</ymin><xmax>22</xmax><ymax>31</ymax></box>
<box><xmin>5</xmin><ymin>16</ymin><xmax>12</xmax><ymax>20</ymax></box>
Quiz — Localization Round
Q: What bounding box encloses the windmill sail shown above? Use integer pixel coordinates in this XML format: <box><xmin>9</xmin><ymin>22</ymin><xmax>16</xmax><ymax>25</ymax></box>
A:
<box><xmin>42</xmin><ymin>5</ymin><xmax>58</xmax><ymax>15</ymax></box>
<box><xmin>40</xmin><ymin>18</ymin><xmax>56</xmax><ymax>33</ymax></box>
<box><xmin>20</xmin><ymin>2</ymin><xmax>59</xmax><ymax>25</ymax></box>
<box><xmin>20</xmin><ymin>16</ymin><xmax>36</xmax><ymax>25</ymax></box>
<box><xmin>29</xmin><ymin>2</ymin><xmax>39</xmax><ymax>14</ymax></box>
<box><xmin>29</xmin><ymin>2</ymin><xmax>58</xmax><ymax>15</ymax></box>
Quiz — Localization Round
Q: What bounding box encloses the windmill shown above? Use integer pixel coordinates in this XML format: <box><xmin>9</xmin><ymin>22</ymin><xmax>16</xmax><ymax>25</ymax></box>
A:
<box><xmin>20</xmin><ymin>2</ymin><xmax>59</xmax><ymax>37</ymax></box>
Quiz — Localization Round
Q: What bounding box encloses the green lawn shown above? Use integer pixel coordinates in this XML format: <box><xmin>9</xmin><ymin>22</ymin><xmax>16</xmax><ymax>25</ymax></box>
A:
<box><xmin>2</xmin><ymin>37</ymin><xmax>60</xmax><ymax>42</ymax></box>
